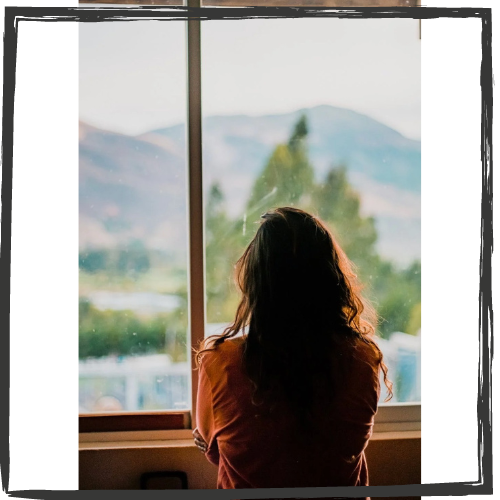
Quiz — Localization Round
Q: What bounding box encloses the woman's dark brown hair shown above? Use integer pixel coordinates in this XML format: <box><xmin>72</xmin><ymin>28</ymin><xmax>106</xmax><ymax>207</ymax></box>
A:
<box><xmin>197</xmin><ymin>207</ymin><xmax>392</xmax><ymax>426</ymax></box>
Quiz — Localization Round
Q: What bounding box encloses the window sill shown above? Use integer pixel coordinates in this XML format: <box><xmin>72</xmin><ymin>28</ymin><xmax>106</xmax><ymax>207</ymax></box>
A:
<box><xmin>79</xmin><ymin>411</ymin><xmax>190</xmax><ymax>433</ymax></box>
<box><xmin>79</xmin><ymin>403</ymin><xmax>421</xmax><ymax>451</ymax></box>
<box><xmin>79</xmin><ymin>428</ymin><xmax>420</xmax><ymax>452</ymax></box>
<box><xmin>79</xmin><ymin>437</ymin><xmax>196</xmax><ymax>452</ymax></box>
<box><xmin>370</xmin><ymin>429</ymin><xmax>420</xmax><ymax>441</ymax></box>
<box><xmin>79</xmin><ymin>428</ymin><xmax>194</xmax><ymax>445</ymax></box>
<box><xmin>373</xmin><ymin>403</ymin><xmax>420</xmax><ymax>433</ymax></box>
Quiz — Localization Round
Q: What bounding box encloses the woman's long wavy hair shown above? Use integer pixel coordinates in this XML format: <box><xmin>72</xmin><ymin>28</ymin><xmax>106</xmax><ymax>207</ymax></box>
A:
<box><xmin>196</xmin><ymin>207</ymin><xmax>392</xmax><ymax>426</ymax></box>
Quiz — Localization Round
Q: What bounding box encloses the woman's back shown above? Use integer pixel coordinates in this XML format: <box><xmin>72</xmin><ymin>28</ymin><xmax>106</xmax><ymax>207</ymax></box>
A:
<box><xmin>197</xmin><ymin>334</ymin><xmax>380</xmax><ymax>489</ymax></box>
<box><xmin>195</xmin><ymin>207</ymin><xmax>391</xmax><ymax>492</ymax></box>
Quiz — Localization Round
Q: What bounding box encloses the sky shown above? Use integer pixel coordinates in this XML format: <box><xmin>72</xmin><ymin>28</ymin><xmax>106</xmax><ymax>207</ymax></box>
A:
<box><xmin>79</xmin><ymin>17</ymin><xmax>421</xmax><ymax>140</ymax></box>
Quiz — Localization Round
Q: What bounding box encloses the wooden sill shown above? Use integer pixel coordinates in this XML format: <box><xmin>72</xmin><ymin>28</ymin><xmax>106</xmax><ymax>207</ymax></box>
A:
<box><xmin>79</xmin><ymin>411</ymin><xmax>190</xmax><ymax>433</ymax></box>
<box><xmin>79</xmin><ymin>438</ymin><xmax>196</xmax><ymax>451</ymax></box>
<box><xmin>79</xmin><ymin>429</ymin><xmax>420</xmax><ymax>452</ymax></box>
<box><xmin>370</xmin><ymin>430</ymin><xmax>421</xmax><ymax>441</ymax></box>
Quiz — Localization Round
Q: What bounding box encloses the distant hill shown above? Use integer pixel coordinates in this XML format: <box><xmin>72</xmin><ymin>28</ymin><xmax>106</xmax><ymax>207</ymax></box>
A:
<box><xmin>79</xmin><ymin>105</ymin><xmax>420</xmax><ymax>265</ymax></box>
<box><xmin>79</xmin><ymin>122</ymin><xmax>187</xmax><ymax>254</ymax></box>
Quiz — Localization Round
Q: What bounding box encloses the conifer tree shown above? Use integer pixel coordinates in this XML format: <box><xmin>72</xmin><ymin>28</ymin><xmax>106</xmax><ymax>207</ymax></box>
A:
<box><xmin>245</xmin><ymin>114</ymin><xmax>314</xmax><ymax>224</ymax></box>
<box><xmin>205</xmin><ymin>182</ymin><xmax>241</xmax><ymax>322</ymax></box>
<box><xmin>203</xmin><ymin>116</ymin><xmax>420</xmax><ymax>340</ymax></box>
<box><xmin>312</xmin><ymin>165</ymin><xmax>378</xmax><ymax>272</ymax></box>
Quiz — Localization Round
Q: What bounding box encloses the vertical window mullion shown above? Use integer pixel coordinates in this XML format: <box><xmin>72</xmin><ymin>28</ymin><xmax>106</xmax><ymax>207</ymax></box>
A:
<box><xmin>186</xmin><ymin>0</ymin><xmax>204</xmax><ymax>427</ymax></box>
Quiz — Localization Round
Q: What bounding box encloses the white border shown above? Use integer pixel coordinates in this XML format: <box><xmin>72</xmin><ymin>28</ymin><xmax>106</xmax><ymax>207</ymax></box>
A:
<box><xmin>2</xmin><ymin>1</ymin><xmax>496</xmax><ymax>495</ymax></box>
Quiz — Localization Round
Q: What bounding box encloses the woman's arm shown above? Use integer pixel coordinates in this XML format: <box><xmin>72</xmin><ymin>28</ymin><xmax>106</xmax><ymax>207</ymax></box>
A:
<box><xmin>335</xmin><ymin>351</ymin><xmax>381</xmax><ymax>461</ymax></box>
<box><xmin>192</xmin><ymin>427</ymin><xmax>207</xmax><ymax>453</ymax></box>
<box><xmin>196</xmin><ymin>361</ymin><xmax>220</xmax><ymax>465</ymax></box>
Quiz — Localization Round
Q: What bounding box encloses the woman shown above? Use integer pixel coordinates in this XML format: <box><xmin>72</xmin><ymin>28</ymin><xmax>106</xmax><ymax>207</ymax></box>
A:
<box><xmin>194</xmin><ymin>207</ymin><xmax>392</xmax><ymax>492</ymax></box>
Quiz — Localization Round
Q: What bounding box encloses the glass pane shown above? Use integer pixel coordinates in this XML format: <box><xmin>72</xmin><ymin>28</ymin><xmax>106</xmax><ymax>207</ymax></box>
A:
<box><xmin>202</xmin><ymin>18</ymin><xmax>420</xmax><ymax>403</ymax></box>
<box><xmin>79</xmin><ymin>20</ymin><xmax>189</xmax><ymax>413</ymax></box>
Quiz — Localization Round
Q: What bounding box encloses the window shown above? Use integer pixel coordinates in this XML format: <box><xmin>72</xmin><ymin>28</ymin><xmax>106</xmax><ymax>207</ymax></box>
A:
<box><xmin>201</xmin><ymin>17</ymin><xmax>421</xmax><ymax>407</ymax></box>
<box><xmin>79</xmin><ymin>19</ymin><xmax>191</xmax><ymax>418</ymax></box>
<box><xmin>79</xmin><ymin>2</ymin><xmax>421</xmax><ymax>434</ymax></box>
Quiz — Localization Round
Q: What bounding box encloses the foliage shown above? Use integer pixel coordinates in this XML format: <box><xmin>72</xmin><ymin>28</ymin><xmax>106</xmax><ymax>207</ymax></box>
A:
<box><xmin>80</xmin><ymin>113</ymin><xmax>421</xmax><ymax>359</ymax></box>
<box><xmin>245</xmin><ymin>115</ymin><xmax>315</xmax><ymax>223</ymax></box>
<box><xmin>79</xmin><ymin>250</ymin><xmax>108</xmax><ymax>273</ymax></box>
<box><xmin>205</xmin><ymin>183</ymin><xmax>243</xmax><ymax>322</ymax></box>
<box><xmin>79</xmin><ymin>298</ymin><xmax>188</xmax><ymax>361</ymax></box>
<box><xmin>406</xmin><ymin>301</ymin><xmax>422</xmax><ymax>337</ymax></box>
<box><xmin>79</xmin><ymin>242</ymin><xmax>151</xmax><ymax>275</ymax></box>
<box><xmin>312</xmin><ymin>166</ymin><xmax>378</xmax><ymax>271</ymax></box>
<box><xmin>205</xmin><ymin>114</ymin><xmax>421</xmax><ymax>339</ymax></box>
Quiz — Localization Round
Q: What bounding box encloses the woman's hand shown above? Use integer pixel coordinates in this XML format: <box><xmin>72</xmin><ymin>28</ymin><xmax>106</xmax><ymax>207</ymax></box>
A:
<box><xmin>193</xmin><ymin>427</ymin><xmax>208</xmax><ymax>453</ymax></box>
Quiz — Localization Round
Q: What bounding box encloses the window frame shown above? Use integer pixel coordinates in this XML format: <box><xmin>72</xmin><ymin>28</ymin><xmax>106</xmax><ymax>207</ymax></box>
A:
<box><xmin>78</xmin><ymin>1</ymin><xmax>421</xmax><ymax>437</ymax></box>
<box><xmin>79</xmin><ymin>411</ymin><xmax>191</xmax><ymax>433</ymax></box>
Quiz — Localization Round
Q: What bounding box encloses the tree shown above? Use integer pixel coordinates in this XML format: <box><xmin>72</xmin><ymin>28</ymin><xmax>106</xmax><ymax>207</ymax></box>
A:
<box><xmin>205</xmin><ymin>182</ymin><xmax>243</xmax><ymax>323</ymax></box>
<box><xmin>79</xmin><ymin>298</ymin><xmax>188</xmax><ymax>361</ymax></box>
<box><xmin>205</xmin><ymin>116</ymin><xmax>315</xmax><ymax>323</ymax></box>
<box><xmin>406</xmin><ymin>302</ymin><xmax>421</xmax><ymax>336</ymax></box>
<box><xmin>79</xmin><ymin>250</ymin><xmax>108</xmax><ymax>273</ymax></box>
<box><xmin>310</xmin><ymin>165</ymin><xmax>421</xmax><ymax>339</ymax></box>
<box><xmin>366</xmin><ymin>259</ymin><xmax>421</xmax><ymax>339</ymax></box>
<box><xmin>312</xmin><ymin>165</ymin><xmax>378</xmax><ymax>274</ymax></box>
<box><xmin>202</xmin><ymin>115</ymin><xmax>421</xmax><ymax>341</ymax></box>
<box><xmin>245</xmin><ymin>114</ymin><xmax>314</xmax><ymax>222</ymax></box>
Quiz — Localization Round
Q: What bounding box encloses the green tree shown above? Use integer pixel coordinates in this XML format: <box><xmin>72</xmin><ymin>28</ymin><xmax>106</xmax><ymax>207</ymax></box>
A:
<box><xmin>202</xmin><ymin>114</ymin><xmax>421</xmax><ymax>341</ymax></box>
<box><xmin>368</xmin><ymin>260</ymin><xmax>421</xmax><ymax>339</ymax></box>
<box><xmin>79</xmin><ymin>250</ymin><xmax>108</xmax><ymax>273</ymax></box>
<box><xmin>406</xmin><ymin>302</ymin><xmax>421</xmax><ymax>336</ymax></box>
<box><xmin>245</xmin><ymin>114</ymin><xmax>314</xmax><ymax>222</ymax></box>
<box><xmin>310</xmin><ymin>165</ymin><xmax>421</xmax><ymax>339</ymax></box>
<box><xmin>312</xmin><ymin>165</ymin><xmax>378</xmax><ymax>274</ymax></box>
<box><xmin>79</xmin><ymin>297</ymin><xmax>188</xmax><ymax>361</ymax></box>
<box><xmin>205</xmin><ymin>183</ymin><xmax>243</xmax><ymax>323</ymax></box>
<box><xmin>205</xmin><ymin>115</ymin><xmax>317</xmax><ymax>323</ymax></box>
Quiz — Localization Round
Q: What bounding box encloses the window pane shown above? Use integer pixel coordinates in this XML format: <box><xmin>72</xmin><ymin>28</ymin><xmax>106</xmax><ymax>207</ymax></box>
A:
<box><xmin>79</xmin><ymin>20</ymin><xmax>190</xmax><ymax>413</ymax></box>
<box><xmin>201</xmin><ymin>18</ymin><xmax>420</xmax><ymax>403</ymax></box>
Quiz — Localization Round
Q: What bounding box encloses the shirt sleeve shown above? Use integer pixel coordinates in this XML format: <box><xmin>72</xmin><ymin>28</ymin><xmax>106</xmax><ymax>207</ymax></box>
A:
<box><xmin>196</xmin><ymin>361</ymin><xmax>220</xmax><ymax>466</ymax></box>
<box><xmin>335</xmin><ymin>353</ymin><xmax>381</xmax><ymax>462</ymax></box>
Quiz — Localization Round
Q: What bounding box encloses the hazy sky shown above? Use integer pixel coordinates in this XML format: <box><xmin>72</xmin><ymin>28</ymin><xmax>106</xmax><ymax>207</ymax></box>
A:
<box><xmin>80</xmin><ymin>17</ymin><xmax>420</xmax><ymax>139</ymax></box>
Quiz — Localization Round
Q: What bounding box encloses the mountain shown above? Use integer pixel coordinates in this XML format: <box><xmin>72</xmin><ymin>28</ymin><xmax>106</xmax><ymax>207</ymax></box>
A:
<box><xmin>79</xmin><ymin>122</ymin><xmax>187</xmax><ymax>254</ymax></box>
<box><xmin>79</xmin><ymin>105</ymin><xmax>420</xmax><ymax>264</ymax></box>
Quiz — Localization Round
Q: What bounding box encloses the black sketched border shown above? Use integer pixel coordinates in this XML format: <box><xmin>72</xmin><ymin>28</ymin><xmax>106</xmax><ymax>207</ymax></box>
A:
<box><xmin>0</xmin><ymin>5</ymin><xmax>492</xmax><ymax>499</ymax></box>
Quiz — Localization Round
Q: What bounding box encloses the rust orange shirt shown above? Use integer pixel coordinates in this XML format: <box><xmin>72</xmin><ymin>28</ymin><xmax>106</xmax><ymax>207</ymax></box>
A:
<box><xmin>196</xmin><ymin>335</ymin><xmax>380</xmax><ymax>493</ymax></box>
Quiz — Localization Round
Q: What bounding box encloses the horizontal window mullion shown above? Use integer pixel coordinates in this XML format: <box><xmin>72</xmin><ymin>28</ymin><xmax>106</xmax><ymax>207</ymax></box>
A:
<box><xmin>79</xmin><ymin>411</ymin><xmax>190</xmax><ymax>433</ymax></box>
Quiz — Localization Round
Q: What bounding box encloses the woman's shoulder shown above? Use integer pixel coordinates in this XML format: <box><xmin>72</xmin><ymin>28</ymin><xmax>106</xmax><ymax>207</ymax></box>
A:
<box><xmin>333</xmin><ymin>334</ymin><xmax>381</xmax><ymax>399</ymax></box>
<box><xmin>339</xmin><ymin>334</ymin><xmax>381</xmax><ymax>370</ymax></box>
<box><xmin>199</xmin><ymin>335</ymin><xmax>245</xmax><ymax>371</ymax></box>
